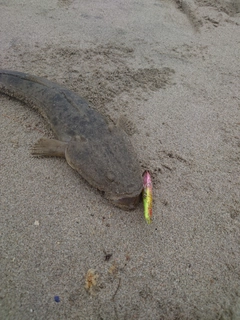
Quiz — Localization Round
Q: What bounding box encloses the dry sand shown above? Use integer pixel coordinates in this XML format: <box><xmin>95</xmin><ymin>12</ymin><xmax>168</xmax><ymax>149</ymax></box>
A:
<box><xmin>1</xmin><ymin>0</ymin><xmax>240</xmax><ymax>319</ymax></box>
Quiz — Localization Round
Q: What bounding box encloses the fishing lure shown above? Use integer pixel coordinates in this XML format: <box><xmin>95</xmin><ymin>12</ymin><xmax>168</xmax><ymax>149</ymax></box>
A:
<box><xmin>142</xmin><ymin>171</ymin><xmax>153</xmax><ymax>224</ymax></box>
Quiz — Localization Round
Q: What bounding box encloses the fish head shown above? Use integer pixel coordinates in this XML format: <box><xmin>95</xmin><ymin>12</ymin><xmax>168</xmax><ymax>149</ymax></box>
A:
<box><xmin>65</xmin><ymin>128</ymin><xmax>143</xmax><ymax>210</ymax></box>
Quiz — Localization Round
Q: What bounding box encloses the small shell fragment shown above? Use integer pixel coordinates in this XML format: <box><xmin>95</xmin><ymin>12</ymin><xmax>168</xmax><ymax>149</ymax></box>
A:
<box><xmin>34</xmin><ymin>220</ymin><xmax>39</xmax><ymax>226</ymax></box>
<box><xmin>85</xmin><ymin>269</ymin><xmax>99</xmax><ymax>295</ymax></box>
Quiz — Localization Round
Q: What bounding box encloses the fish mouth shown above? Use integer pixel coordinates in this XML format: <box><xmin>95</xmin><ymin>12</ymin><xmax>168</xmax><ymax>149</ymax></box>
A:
<box><xmin>111</xmin><ymin>193</ymin><xmax>142</xmax><ymax>210</ymax></box>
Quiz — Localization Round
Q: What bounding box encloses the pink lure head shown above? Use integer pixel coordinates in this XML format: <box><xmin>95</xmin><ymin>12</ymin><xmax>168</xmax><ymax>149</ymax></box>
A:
<box><xmin>143</xmin><ymin>171</ymin><xmax>152</xmax><ymax>189</ymax></box>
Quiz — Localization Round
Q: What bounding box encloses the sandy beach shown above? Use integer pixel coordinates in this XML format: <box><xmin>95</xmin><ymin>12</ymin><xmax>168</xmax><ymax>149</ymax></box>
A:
<box><xmin>1</xmin><ymin>0</ymin><xmax>240</xmax><ymax>319</ymax></box>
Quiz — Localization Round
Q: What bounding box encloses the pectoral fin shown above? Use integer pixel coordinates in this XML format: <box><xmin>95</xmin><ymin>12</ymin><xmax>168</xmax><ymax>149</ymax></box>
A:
<box><xmin>31</xmin><ymin>138</ymin><xmax>67</xmax><ymax>157</ymax></box>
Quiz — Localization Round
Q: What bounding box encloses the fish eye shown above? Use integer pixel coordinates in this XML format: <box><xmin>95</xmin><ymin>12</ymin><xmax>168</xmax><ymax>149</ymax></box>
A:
<box><xmin>107</xmin><ymin>171</ymin><xmax>115</xmax><ymax>182</ymax></box>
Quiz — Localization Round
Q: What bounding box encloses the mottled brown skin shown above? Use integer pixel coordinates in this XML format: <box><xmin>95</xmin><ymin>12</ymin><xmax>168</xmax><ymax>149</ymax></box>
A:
<box><xmin>0</xmin><ymin>69</ymin><xmax>142</xmax><ymax>209</ymax></box>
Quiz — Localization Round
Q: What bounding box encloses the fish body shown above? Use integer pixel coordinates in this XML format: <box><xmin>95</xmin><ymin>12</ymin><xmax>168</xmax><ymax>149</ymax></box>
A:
<box><xmin>143</xmin><ymin>171</ymin><xmax>153</xmax><ymax>224</ymax></box>
<box><xmin>0</xmin><ymin>69</ymin><xmax>142</xmax><ymax>209</ymax></box>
